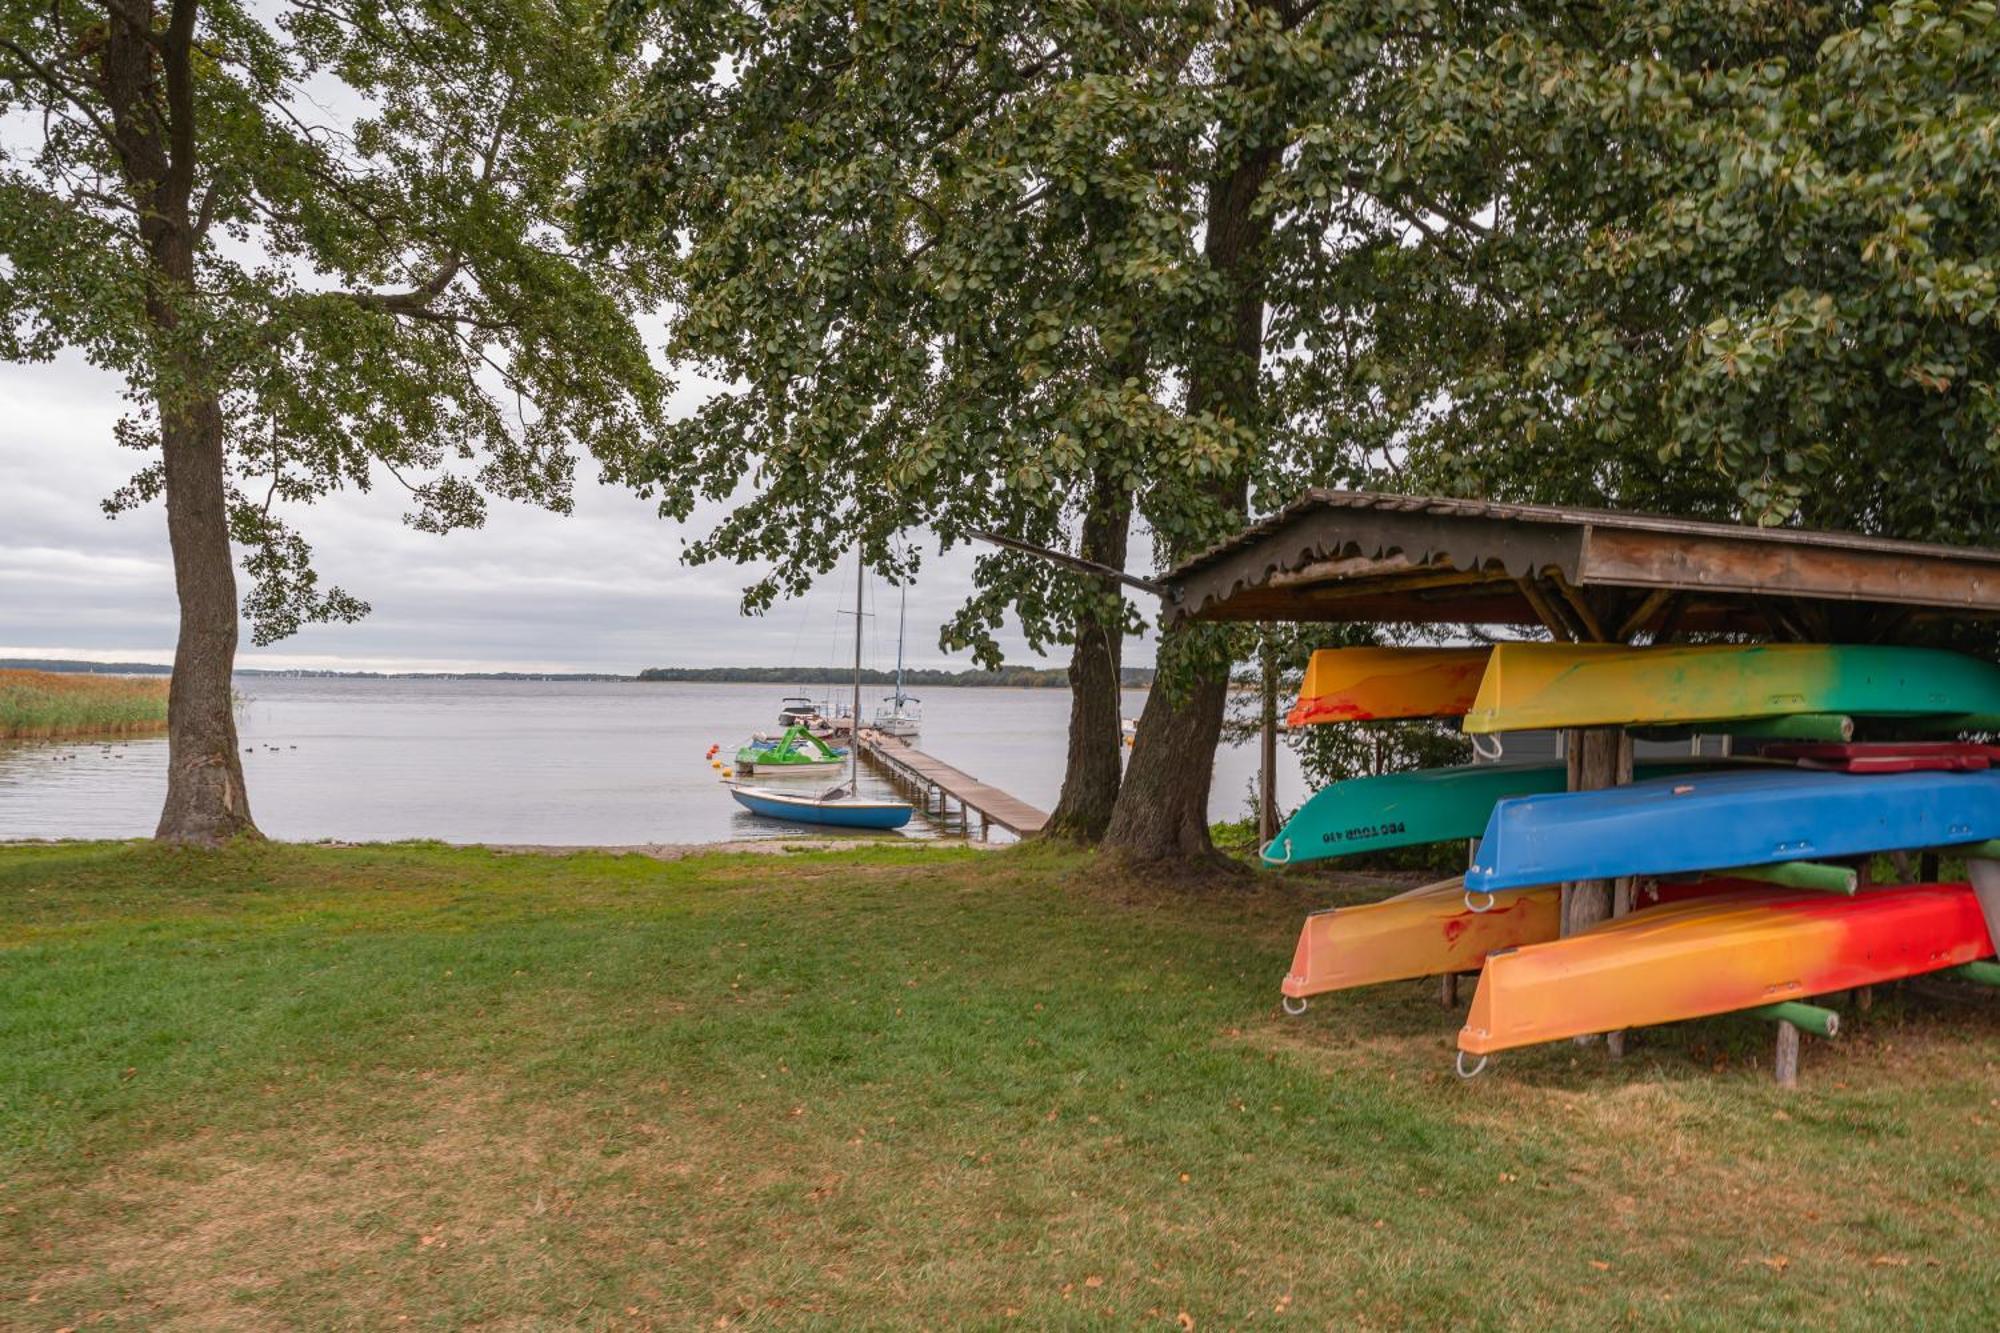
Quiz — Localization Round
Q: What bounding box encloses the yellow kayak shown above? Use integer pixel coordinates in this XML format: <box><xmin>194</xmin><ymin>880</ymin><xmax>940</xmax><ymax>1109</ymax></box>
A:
<box><xmin>1462</xmin><ymin>642</ymin><xmax>2000</xmax><ymax>734</ymax></box>
<box><xmin>1288</xmin><ymin>647</ymin><xmax>1491</xmax><ymax>726</ymax></box>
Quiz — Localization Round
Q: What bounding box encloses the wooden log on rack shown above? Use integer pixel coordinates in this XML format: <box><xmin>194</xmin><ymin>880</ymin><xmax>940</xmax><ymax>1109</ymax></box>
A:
<box><xmin>1774</xmin><ymin>1019</ymin><xmax>1801</xmax><ymax>1089</ymax></box>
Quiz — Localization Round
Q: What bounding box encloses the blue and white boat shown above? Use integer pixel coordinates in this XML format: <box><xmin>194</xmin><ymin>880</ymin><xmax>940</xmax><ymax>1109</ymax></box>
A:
<box><xmin>1466</xmin><ymin>767</ymin><xmax>2000</xmax><ymax>894</ymax></box>
<box><xmin>726</xmin><ymin>782</ymin><xmax>914</xmax><ymax>829</ymax></box>
<box><xmin>724</xmin><ymin>545</ymin><xmax>915</xmax><ymax>832</ymax></box>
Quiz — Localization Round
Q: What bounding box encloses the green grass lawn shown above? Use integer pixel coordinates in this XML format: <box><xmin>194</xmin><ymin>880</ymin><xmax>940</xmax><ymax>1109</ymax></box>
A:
<box><xmin>3</xmin><ymin>841</ymin><xmax>1997</xmax><ymax>1329</ymax></box>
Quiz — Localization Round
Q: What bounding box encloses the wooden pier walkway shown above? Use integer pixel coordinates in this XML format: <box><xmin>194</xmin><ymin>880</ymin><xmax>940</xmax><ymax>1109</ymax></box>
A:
<box><xmin>856</xmin><ymin>730</ymin><xmax>1048</xmax><ymax>838</ymax></box>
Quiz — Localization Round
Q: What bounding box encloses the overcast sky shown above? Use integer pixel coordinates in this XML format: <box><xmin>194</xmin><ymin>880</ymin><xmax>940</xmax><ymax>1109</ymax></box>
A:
<box><xmin>1</xmin><ymin>352</ymin><xmax>1162</xmax><ymax>675</ymax></box>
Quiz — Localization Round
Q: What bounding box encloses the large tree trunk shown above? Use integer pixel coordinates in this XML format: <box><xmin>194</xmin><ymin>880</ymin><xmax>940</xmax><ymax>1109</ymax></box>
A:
<box><xmin>99</xmin><ymin>0</ymin><xmax>260</xmax><ymax>843</ymax></box>
<box><xmin>1101</xmin><ymin>138</ymin><xmax>1278</xmax><ymax>867</ymax></box>
<box><xmin>155</xmin><ymin>391</ymin><xmax>258</xmax><ymax>843</ymax></box>
<box><xmin>1100</xmin><ymin>638</ymin><xmax>1234</xmax><ymax>863</ymax></box>
<box><xmin>1043</xmin><ymin>466</ymin><xmax>1132</xmax><ymax>842</ymax></box>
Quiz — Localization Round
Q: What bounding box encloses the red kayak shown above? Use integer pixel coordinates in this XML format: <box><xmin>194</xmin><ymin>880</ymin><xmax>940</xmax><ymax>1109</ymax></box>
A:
<box><xmin>1759</xmin><ymin>741</ymin><xmax>2000</xmax><ymax>773</ymax></box>
<box><xmin>1459</xmin><ymin>881</ymin><xmax>1996</xmax><ymax>1056</ymax></box>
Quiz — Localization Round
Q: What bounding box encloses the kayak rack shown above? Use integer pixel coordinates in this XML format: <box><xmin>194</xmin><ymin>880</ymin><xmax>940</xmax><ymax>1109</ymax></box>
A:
<box><xmin>855</xmin><ymin>729</ymin><xmax>1048</xmax><ymax>840</ymax></box>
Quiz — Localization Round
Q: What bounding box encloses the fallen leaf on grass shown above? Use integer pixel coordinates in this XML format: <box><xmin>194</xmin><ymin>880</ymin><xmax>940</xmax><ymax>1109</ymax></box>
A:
<box><xmin>1084</xmin><ymin>1275</ymin><xmax>1104</xmax><ymax>1289</ymax></box>
<box><xmin>1870</xmin><ymin>1255</ymin><xmax>1910</xmax><ymax>1268</ymax></box>
<box><xmin>1177</xmin><ymin>1313</ymin><xmax>1195</xmax><ymax>1331</ymax></box>
<box><xmin>1589</xmin><ymin>1260</ymin><xmax>1611</xmax><ymax>1271</ymax></box>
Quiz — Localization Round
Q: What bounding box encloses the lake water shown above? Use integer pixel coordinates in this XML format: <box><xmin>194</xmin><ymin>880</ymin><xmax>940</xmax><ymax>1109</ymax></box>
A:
<box><xmin>0</xmin><ymin>678</ymin><xmax>1303</xmax><ymax>845</ymax></box>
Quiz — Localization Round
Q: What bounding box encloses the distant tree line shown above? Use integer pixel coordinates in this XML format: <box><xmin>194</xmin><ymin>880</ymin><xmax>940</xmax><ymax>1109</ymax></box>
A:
<box><xmin>637</xmin><ymin>666</ymin><xmax>1157</xmax><ymax>689</ymax></box>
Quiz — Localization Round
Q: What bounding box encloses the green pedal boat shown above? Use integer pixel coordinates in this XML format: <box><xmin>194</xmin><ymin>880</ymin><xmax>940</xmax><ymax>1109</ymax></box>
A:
<box><xmin>734</xmin><ymin>725</ymin><xmax>847</xmax><ymax>776</ymax></box>
<box><xmin>1262</xmin><ymin>759</ymin><xmax>1732</xmax><ymax>866</ymax></box>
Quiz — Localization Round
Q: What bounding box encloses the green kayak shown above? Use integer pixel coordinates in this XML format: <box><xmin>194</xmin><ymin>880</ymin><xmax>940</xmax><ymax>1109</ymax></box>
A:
<box><xmin>1261</xmin><ymin>760</ymin><xmax>1733</xmax><ymax>867</ymax></box>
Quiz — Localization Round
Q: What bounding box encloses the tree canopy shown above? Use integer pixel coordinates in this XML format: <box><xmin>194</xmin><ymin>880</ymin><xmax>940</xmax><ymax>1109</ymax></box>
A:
<box><xmin>1382</xmin><ymin>0</ymin><xmax>2000</xmax><ymax>542</ymax></box>
<box><xmin>2</xmin><ymin>0</ymin><xmax>668</xmax><ymax>639</ymax></box>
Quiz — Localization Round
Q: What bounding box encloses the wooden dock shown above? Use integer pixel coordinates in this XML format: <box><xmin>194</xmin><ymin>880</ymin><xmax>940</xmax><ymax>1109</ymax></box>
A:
<box><xmin>856</xmin><ymin>730</ymin><xmax>1048</xmax><ymax>838</ymax></box>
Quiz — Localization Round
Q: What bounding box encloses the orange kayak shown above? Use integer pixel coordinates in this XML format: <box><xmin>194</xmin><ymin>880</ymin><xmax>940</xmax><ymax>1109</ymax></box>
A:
<box><xmin>1288</xmin><ymin>647</ymin><xmax>1491</xmax><ymax>727</ymax></box>
<box><xmin>1459</xmin><ymin>882</ymin><xmax>1996</xmax><ymax>1056</ymax></box>
<box><xmin>1282</xmin><ymin>877</ymin><xmax>1737</xmax><ymax>1001</ymax></box>
<box><xmin>1282</xmin><ymin>878</ymin><xmax>1554</xmax><ymax>1000</ymax></box>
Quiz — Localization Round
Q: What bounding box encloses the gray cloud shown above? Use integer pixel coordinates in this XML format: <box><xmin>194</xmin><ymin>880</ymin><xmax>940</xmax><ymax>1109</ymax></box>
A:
<box><xmin>2</xmin><ymin>353</ymin><xmax>1160</xmax><ymax>674</ymax></box>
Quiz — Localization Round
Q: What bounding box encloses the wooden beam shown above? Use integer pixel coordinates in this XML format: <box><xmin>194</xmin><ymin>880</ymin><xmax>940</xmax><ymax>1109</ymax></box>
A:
<box><xmin>967</xmin><ymin>529</ymin><xmax>1165</xmax><ymax>595</ymax></box>
<box><xmin>1868</xmin><ymin>607</ymin><xmax>1917</xmax><ymax>644</ymax></box>
<box><xmin>1274</xmin><ymin>564</ymin><xmax>1512</xmax><ymax>602</ymax></box>
<box><xmin>1264</xmin><ymin>551</ymin><xmax>1427</xmax><ymax>588</ymax></box>
<box><xmin>1652</xmin><ymin>592</ymin><xmax>1690</xmax><ymax>643</ymax></box>
<box><xmin>1614</xmin><ymin>588</ymin><xmax>1675</xmax><ymax>642</ymax></box>
<box><xmin>1546</xmin><ymin>568</ymin><xmax>1609</xmax><ymax>641</ymax></box>
<box><xmin>1516</xmin><ymin>577</ymin><xmax>1576</xmax><ymax>642</ymax></box>
<box><xmin>1580</xmin><ymin>526</ymin><xmax>2000</xmax><ymax>610</ymax></box>
<box><xmin>1783</xmin><ymin>597</ymin><xmax>1832</xmax><ymax>641</ymax></box>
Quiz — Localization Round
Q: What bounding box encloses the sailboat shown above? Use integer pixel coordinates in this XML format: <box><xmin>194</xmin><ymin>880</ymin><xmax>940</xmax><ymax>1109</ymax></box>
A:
<box><xmin>873</xmin><ymin>582</ymin><xmax>922</xmax><ymax>738</ymax></box>
<box><xmin>726</xmin><ymin>550</ymin><xmax>915</xmax><ymax>830</ymax></box>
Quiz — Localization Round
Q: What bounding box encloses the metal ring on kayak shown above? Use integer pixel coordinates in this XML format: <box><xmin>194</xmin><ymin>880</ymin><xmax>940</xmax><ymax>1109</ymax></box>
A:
<box><xmin>1260</xmin><ymin>837</ymin><xmax>1293</xmax><ymax>865</ymax></box>
<box><xmin>1281</xmin><ymin>994</ymin><xmax>1310</xmax><ymax>1016</ymax></box>
<box><xmin>1455</xmin><ymin>1051</ymin><xmax>1488</xmax><ymax>1080</ymax></box>
<box><xmin>1470</xmin><ymin>733</ymin><xmax>1504</xmax><ymax>761</ymax></box>
<box><xmin>1463</xmin><ymin>887</ymin><xmax>1496</xmax><ymax>914</ymax></box>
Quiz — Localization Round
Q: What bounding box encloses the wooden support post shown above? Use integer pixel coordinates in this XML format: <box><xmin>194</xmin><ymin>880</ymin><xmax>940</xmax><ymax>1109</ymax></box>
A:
<box><xmin>1259</xmin><ymin>629</ymin><xmax>1278</xmax><ymax>846</ymax></box>
<box><xmin>1607</xmin><ymin>732</ymin><xmax>1635</xmax><ymax>1059</ymax></box>
<box><xmin>1774</xmin><ymin>1020</ymin><xmax>1801</xmax><ymax>1089</ymax></box>
<box><xmin>1446</xmin><ymin>835</ymin><xmax>1478</xmax><ymax>1008</ymax></box>
<box><xmin>1560</xmin><ymin>727</ymin><xmax>1624</xmax><ymax>1047</ymax></box>
<box><xmin>1561</xmin><ymin>727</ymin><xmax>1623</xmax><ymax>937</ymax></box>
<box><xmin>1920</xmin><ymin>850</ymin><xmax>1940</xmax><ymax>883</ymax></box>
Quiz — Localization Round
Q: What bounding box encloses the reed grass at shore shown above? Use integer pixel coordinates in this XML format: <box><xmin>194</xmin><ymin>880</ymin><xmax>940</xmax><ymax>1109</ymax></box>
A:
<box><xmin>0</xmin><ymin>668</ymin><xmax>169</xmax><ymax>740</ymax></box>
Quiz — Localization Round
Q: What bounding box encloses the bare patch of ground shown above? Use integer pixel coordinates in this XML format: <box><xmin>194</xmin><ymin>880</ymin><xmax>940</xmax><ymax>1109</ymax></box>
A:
<box><xmin>482</xmin><ymin>837</ymin><xmax>995</xmax><ymax>860</ymax></box>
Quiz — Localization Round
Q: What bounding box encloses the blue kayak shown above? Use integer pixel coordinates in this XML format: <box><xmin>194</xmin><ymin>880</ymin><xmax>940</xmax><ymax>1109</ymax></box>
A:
<box><xmin>727</xmin><ymin>782</ymin><xmax>913</xmax><ymax>830</ymax></box>
<box><xmin>1466</xmin><ymin>768</ymin><xmax>2000</xmax><ymax>893</ymax></box>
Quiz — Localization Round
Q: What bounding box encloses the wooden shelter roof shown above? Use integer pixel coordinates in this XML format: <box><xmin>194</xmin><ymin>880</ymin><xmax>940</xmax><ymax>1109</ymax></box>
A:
<box><xmin>1164</xmin><ymin>490</ymin><xmax>2000</xmax><ymax>642</ymax></box>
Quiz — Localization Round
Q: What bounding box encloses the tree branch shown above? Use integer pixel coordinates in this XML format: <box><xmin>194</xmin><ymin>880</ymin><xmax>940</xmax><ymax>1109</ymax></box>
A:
<box><xmin>192</xmin><ymin>172</ymin><xmax>224</xmax><ymax>241</ymax></box>
<box><xmin>161</xmin><ymin>0</ymin><xmax>201</xmax><ymax>214</ymax></box>
<box><xmin>345</xmin><ymin>255</ymin><xmax>464</xmax><ymax>314</ymax></box>
<box><xmin>0</xmin><ymin>36</ymin><xmax>119</xmax><ymax>150</ymax></box>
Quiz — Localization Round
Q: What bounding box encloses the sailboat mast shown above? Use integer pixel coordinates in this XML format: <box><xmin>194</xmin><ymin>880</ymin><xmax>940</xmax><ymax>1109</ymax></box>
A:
<box><xmin>850</xmin><ymin>545</ymin><xmax>864</xmax><ymax>789</ymax></box>
<box><xmin>894</xmin><ymin>584</ymin><xmax>906</xmax><ymax>705</ymax></box>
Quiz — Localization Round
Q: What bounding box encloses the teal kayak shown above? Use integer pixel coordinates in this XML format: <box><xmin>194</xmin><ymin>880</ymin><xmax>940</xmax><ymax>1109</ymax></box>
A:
<box><xmin>1262</xmin><ymin>760</ymin><xmax>1731</xmax><ymax>867</ymax></box>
